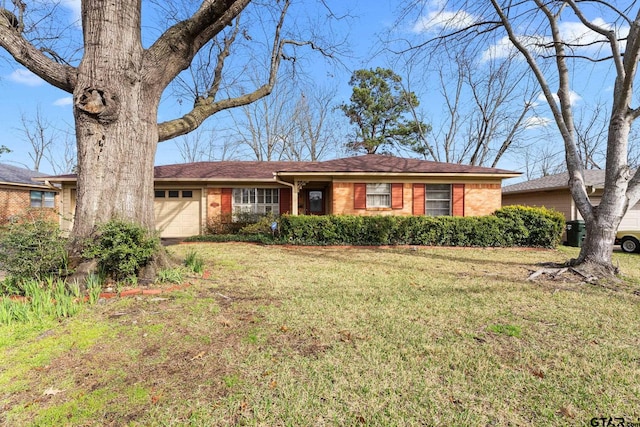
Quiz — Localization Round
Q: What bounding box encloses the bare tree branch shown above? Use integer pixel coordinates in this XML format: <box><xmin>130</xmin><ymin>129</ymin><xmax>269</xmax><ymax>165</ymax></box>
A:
<box><xmin>0</xmin><ymin>8</ymin><xmax>76</xmax><ymax>92</ymax></box>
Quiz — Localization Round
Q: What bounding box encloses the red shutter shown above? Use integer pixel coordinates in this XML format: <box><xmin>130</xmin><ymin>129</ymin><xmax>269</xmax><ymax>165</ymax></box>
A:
<box><xmin>279</xmin><ymin>187</ymin><xmax>292</xmax><ymax>215</ymax></box>
<box><xmin>354</xmin><ymin>183</ymin><xmax>367</xmax><ymax>209</ymax></box>
<box><xmin>221</xmin><ymin>188</ymin><xmax>232</xmax><ymax>214</ymax></box>
<box><xmin>452</xmin><ymin>184</ymin><xmax>465</xmax><ymax>216</ymax></box>
<box><xmin>413</xmin><ymin>184</ymin><xmax>425</xmax><ymax>215</ymax></box>
<box><xmin>391</xmin><ymin>183</ymin><xmax>403</xmax><ymax>209</ymax></box>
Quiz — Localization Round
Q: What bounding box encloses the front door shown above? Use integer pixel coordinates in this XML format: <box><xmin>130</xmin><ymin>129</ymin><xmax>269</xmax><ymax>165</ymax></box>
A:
<box><xmin>307</xmin><ymin>190</ymin><xmax>325</xmax><ymax>215</ymax></box>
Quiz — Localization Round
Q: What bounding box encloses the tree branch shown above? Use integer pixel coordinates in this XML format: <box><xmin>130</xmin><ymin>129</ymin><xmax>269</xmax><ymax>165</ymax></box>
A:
<box><xmin>157</xmin><ymin>1</ymin><xmax>293</xmax><ymax>142</ymax></box>
<box><xmin>143</xmin><ymin>0</ymin><xmax>251</xmax><ymax>91</ymax></box>
<box><xmin>0</xmin><ymin>8</ymin><xmax>76</xmax><ymax>92</ymax></box>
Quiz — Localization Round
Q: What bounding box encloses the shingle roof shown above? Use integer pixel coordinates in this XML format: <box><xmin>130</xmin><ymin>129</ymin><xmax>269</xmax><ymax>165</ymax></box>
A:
<box><xmin>154</xmin><ymin>154</ymin><xmax>519</xmax><ymax>179</ymax></box>
<box><xmin>502</xmin><ymin>169</ymin><xmax>607</xmax><ymax>194</ymax></box>
<box><xmin>48</xmin><ymin>155</ymin><xmax>521</xmax><ymax>182</ymax></box>
<box><xmin>0</xmin><ymin>163</ymin><xmax>51</xmax><ymax>186</ymax></box>
<box><xmin>276</xmin><ymin>154</ymin><xmax>518</xmax><ymax>175</ymax></box>
<box><xmin>154</xmin><ymin>161</ymin><xmax>308</xmax><ymax>180</ymax></box>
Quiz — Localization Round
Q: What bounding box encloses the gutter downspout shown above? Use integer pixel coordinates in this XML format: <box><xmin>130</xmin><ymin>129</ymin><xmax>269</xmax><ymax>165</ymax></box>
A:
<box><xmin>274</xmin><ymin>173</ymin><xmax>298</xmax><ymax>215</ymax></box>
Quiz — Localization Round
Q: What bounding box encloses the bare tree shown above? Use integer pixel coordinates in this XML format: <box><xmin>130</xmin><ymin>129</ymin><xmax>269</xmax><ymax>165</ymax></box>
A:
<box><xmin>17</xmin><ymin>108</ymin><xmax>55</xmax><ymax>171</ymax></box>
<box><xmin>284</xmin><ymin>86</ymin><xmax>342</xmax><ymax>161</ymax></box>
<box><xmin>395</xmin><ymin>1</ymin><xmax>640</xmax><ymax>274</ymax></box>
<box><xmin>394</xmin><ymin>41</ymin><xmax>537</xmax><ymax>167</ymax></box>
<box><xmin>574</xmin><ymin>102</ymin><xmax>611</xmax><ymax>170</ymax></box>
<box><xmin>46</xmin><ymin>126</ymin><xmax>77</xmax><ymax>174</ymax></box>
<box><xmin>231</xmin><ymin>79</ymin><xmax>341</xmax><ymax>161</ymax></box>
<box><xmin>0</xmin><ymin>0</ymin><xmax>341</xmax><ymax>276</ymax></box>
<box><xmin>172</xmin><ymin>126</ymin><xmax>238</xmax><ymax>163</ymax></box>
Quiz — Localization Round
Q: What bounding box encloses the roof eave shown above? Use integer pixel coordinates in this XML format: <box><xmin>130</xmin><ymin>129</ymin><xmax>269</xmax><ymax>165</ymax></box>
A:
<box><xmin>0</xmin><ymin>180</ymin><xmax>59</xmax><ymax>190</ymax></box>
<box><xmin>275</xmin><ymin>171</ymin><xmax>521</xmax><ymax>179</ymax></box>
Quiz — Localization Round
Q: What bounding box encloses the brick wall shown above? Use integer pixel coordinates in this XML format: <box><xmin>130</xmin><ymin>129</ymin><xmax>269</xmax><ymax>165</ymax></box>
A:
<box><xmin>332</xmin><ymin>182</ymin><xmax>415</xmax><ymax>216</ymax></box>
<box><xmin>464</xmin><ymin>183</ymin><xmax>502</xmax><ymax>216</ymax></box>
<box><xmin>0</xmin><ymin>187</ymin><xmax>59</xmax><ymax>224</ymax></box>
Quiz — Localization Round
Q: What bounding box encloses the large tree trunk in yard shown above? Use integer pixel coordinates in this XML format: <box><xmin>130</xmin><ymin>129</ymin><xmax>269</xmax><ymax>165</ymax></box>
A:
<box><xmin>569</xmin><ymin>114</ymin><xmax>633</xmax><ymax>275</ymax></box>
<box><xmin>69</xmin><ymin>1</ymin><xmax>162</xmax><ymax>277</ymax></box>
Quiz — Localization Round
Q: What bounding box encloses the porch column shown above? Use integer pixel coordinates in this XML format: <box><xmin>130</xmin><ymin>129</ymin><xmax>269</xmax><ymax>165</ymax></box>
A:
<box><xmin>292</xmin><ymin>179</ymin><xmax>299</xmax><ymax>215</ymax></box>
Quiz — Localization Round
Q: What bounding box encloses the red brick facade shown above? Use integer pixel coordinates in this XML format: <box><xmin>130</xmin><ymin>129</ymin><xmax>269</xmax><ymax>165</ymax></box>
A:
<box><xmin>0</xmin><ymin>187</ymin><xmax>59</xmax><ymax>224</ymax></box>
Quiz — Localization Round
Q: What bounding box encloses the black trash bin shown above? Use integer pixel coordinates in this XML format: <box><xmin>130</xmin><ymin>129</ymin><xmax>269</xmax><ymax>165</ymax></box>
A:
<box><xmin>565</xmin><ymin>220</ymin><xmax>586</xmax><ymax>247</ymax></box>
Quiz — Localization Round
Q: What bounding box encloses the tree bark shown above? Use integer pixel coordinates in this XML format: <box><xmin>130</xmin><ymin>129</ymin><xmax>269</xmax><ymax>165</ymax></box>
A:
<box><xmin>69</xmin><ymin>0</ymin><xmax>156</xmax><ymax>250</ymax></box>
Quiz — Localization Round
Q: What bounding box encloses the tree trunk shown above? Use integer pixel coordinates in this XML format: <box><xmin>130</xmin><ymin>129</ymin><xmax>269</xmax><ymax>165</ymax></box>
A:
<box><xmin>570</xmin><ymin>113</ymin><xmax>632</xmax><ymax>274</ymax></box>
<box><xmin>69</xmin><ymin>1</ymin><xmax>159</xmax><ymax>263</ymax></box>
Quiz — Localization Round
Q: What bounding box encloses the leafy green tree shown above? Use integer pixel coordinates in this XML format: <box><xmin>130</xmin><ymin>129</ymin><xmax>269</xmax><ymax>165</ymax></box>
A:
<box><xmin>0</xmin><ymin>145</ymin><xmax>10</xmax><ymax>157</ymax></box>
<box><xmin>339</xmin><ymin>68</ymin><xmax>431</xmax><ymax>154</ymax></box>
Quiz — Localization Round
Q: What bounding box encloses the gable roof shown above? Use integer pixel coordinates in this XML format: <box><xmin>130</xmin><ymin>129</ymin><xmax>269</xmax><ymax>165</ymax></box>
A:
<box><xmin>44</xmin><ymin>155</ymin><xmax>521</xmax><ymax>183</ymax></box>
<box><xmin>502</xmin><ymin>169</ymin><xmax>606</xmax><ymax>194</ymax></box>
<box><xmin>154</xmin><ymin>161</ymin><xmax>308</xmax><ymax>181</ymax></box>
<box><xmin>275</xmin><ymin>154</ymin><xmax>519</xmax><ymax>176</ymax></box>
<box><xmin>0</xmin><ymin>163</ymin><xmax>55</xmax><ymax>189</ymax></box>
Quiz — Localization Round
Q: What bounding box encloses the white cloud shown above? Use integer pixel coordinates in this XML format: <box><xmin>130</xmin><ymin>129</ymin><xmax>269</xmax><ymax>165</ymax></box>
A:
<box><xmin>537</xmin><ymin>90</ymin><xmax>582</xmax><ymax>107</ymax></box>
<box><xmin>412</xmin><ymin>6</ymin><xmax>477</xmax><ymax>33</ymax></box>
<box><xmin>53</xmin><ymin>97</ymin><xmax>73</xmax><ymax>107</ymax></box>
<box><xmin>482</xmin><ymin>18</ymin><xmax>629</xmax><ymax>62</ymax></box>
<box><xmin>7</xmin><ymin>69</ymin><xmax>44</xmax><ymax>86</ymax></box>
<box><xmin>523</xmin><ymin>116</ymin><xmax>552</xmax><ymax>129</ymax></box>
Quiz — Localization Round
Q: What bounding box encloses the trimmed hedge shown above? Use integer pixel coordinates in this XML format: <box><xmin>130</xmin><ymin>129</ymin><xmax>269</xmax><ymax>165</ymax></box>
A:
<box><xmin>278</xmin><ymin>206</ymin><xmax>565</xmax><ymax>248</ymax></box>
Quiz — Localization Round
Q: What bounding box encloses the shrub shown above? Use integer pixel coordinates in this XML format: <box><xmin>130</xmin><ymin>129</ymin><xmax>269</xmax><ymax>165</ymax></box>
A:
<box><xmin>83</xmin><ymin>219</ymin><xmax>160</xmax><ymax>281</ymax></box>
<box><xmin>206</xmin><ymin>212</ymin><xmax>279</xmax><ymax>235</ymax></box>
<box><xmin>239</xmin><ymin>213</ymin><xmax>279</xmax><ymax>236</ymax></box>
<box><xmin>493</xmin><ymin>205</ymin><xmax>565</xmax><ymax>248</ymax></box>
<box><xmin>0</xmin><ymin>214</ymin><xmax>67</xmax><ymax>282</ymax></box>
<box><xmin>279</xmin><ymin>209</ymin><xmax>565</xmax><ymax>248</ymax></box>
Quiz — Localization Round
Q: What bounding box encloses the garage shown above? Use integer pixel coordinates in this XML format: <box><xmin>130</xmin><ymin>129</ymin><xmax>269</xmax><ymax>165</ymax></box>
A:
<box><xmin>619</xmin><ymin>201</ymin><xmax>640</xmax><ymax>230</ymax></box>
<box><xmin>154</xmin><ymin>189</ymin><xmax>202</xmax><ymax>238</ymax></box>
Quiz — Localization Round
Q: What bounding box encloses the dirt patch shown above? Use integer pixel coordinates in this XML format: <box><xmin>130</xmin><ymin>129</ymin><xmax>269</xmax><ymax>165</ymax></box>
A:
<box><xmin>1</xmin><ymin>282</ymin><xmax>284</xmax><ymax>424</ymax></box>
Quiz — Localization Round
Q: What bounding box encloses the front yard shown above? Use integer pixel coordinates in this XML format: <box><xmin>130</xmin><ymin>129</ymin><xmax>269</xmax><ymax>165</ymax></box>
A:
<box><xmin>1</xmin><ymin>243</ymin><xmax>639</xmax><ymax>426</ymax></box>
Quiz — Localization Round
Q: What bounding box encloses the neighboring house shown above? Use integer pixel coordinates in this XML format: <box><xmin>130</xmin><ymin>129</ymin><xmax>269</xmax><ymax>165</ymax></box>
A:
<box><xmin>46</xmin><ymin>154</ymin><xmax>520</xmax><ymax>238</ymax></box>
<box><xmin>502</xmin><ymin>169</ymin><xmax>640</xmax><ymax>230</ymax></box>
<box><xmin>0</xmin><ymin>163</ymin><xmax>60</xmax><ymax>224</ymax></box>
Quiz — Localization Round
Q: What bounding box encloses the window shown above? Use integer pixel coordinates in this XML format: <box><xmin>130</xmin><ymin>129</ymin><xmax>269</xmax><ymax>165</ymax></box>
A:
<box><xmin>30</xmin><ymin>191</ymin><xmax>55</xmax><ymax>208</ymax></box>
<box><xmin>155</xmin><ymin>190</ymin><xmax>194</xmax><ymax>199</ymax></box>
<box><xmin>232</xmin><ymin>188</ymin><xmax>280</xmax><ymax>217</ymax></box>
<box><xmin>426</xmin><ymin>184</ymin><xmax>451</xmax><ymax>216</ymax></box>
<box><xmin>366</xmin><ymin>183</ymin><xmax>391</xmax><ymax>208</ymax></box>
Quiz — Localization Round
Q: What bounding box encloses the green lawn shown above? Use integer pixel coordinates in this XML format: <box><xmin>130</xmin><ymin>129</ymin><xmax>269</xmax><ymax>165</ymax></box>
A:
<box><xmin>1</xmin><ymin>243</ymin><xmax>639</xmax><ymax>426</ymax></box>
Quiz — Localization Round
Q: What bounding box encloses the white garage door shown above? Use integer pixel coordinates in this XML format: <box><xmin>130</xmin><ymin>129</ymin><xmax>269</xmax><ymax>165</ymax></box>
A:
<box><xmin>619</xmin><ymin>201</ymin><xmax>640</xmax><ymax>230</ymax></box>
<box><xmin>154</xmin><ymin>189</ymin><xmax>201</xmax><ymax>238</ymax></box>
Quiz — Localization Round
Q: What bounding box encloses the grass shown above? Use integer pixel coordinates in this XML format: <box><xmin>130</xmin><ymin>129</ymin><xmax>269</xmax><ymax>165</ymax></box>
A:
<box><xmin>1</xmin><ymin>243</ymin><xmax>639</xmax><ymax>426</ymax></box>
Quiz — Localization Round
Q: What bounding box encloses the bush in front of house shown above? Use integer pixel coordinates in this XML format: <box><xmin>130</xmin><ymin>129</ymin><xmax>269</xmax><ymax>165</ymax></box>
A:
<box><xmin>278</xmin><ymin>206</ymin><xmax>564</xmax><ymax>248</ymax></box>
<box><xmin>493</xmin><ymin>205</ymin><xmax>565</xmax><ymax>248</ymax></box>
<box><xmin>83</xmin><ymin>219</ymin><xmax>160</xmax><ymax>281</ymax></box>
<box><xmin>0</xmin><ymin>213</ymin><xmax>68</xmax><ymax>284</ymax></box>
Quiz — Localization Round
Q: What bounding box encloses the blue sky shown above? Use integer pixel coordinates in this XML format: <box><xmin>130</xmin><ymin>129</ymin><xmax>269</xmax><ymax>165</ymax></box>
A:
<box><xmin>0</xmin><ymin>1</ymin><xmax>629</xmax><ymax>178</ymax></box>
<box><xmin>0</xmin><ymin>0</ymin><xmax>398</xmax><ymax>174</ymax></box>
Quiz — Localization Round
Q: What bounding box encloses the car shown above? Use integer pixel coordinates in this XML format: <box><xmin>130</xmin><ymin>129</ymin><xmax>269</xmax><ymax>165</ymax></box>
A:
<box><xmin>615</xmin><ymin>230</ymin><xmax>640</xmax><ymax>253</ymax></box>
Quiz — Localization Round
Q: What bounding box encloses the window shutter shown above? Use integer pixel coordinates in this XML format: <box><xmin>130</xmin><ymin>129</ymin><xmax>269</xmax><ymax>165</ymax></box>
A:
<box><xmin>391</xmin><ymin>183</ymin><xmax>403</xmax><ymax>209</ymax></box>
<box><xmin>452</xmin><ymin>184</ymin><xmax>465</xmax><ymax>216</ymax></box>
<box><xmin>221</xmin><ymin>188</ymin><xmax>233</xmax><ymax>214</ymax></box>
<box><xmin>412</xmin><ymin>184</ymin><xmax>425</xmax><ymax>215</ymax></box>
<box><xmin>354</xmin><ymin>183</ymin><xmax>367</xmax><ymax>209</ymax></box>
<box><xmin>279</xmin><ymin>187</ymin><xmax>292</xmax><ymax>214</ymax></box>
